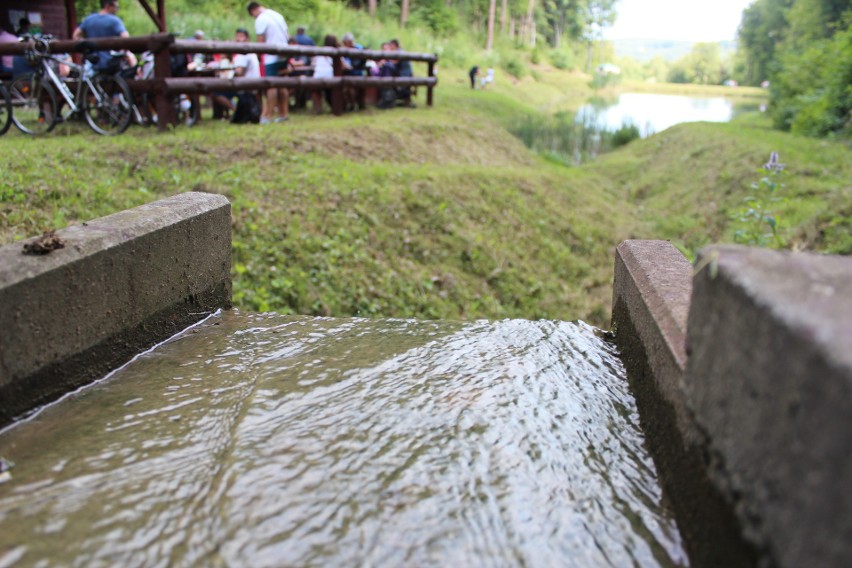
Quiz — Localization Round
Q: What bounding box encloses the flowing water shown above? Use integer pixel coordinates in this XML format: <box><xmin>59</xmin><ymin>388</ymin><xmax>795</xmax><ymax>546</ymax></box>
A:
<box><xmin>0</xmin><ymin>311</ymin><xmax>686</xmax><ymax>567</ymax></box>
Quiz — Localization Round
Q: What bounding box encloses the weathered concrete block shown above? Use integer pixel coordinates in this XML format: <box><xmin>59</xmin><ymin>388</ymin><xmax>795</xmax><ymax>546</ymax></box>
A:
<box><xmin>685</xmin><ymin>245</ymin><xmax>852</xmax><ymax>568</ymax></box>
<box><xmin>612</xmin><ymin>240</ymin><xmax>693</xmax><ymax>434</ymax></box>
<box><xmin>611</xmin><ymin>240</ymin><xmax>757</xmax><ymax>568</ymax></box>
<box><xmin>0</xmin><ymin>192</ymin><xmax>231</xmax><ymax>427</ymax></box>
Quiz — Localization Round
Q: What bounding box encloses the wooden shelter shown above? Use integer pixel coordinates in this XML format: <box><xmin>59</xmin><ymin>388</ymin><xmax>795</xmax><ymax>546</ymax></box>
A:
<box><xmin>0</xmin><ymin>3</ymin><xmax>439</xmax><ymax>131</ymax></box>
<box><xmin>1</xmin><ymin>1</ymin><xmax>166</xmax><ymax>38</ymax></box>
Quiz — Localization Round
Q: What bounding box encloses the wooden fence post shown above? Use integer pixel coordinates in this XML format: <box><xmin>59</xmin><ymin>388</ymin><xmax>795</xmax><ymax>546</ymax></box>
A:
<box><xmin>154</xmin><ymin>46</ymin><xmax>175</xmax><ymax>130</ymax></box>
<box><xmin>427</xmin><ymin>61</ymin><xmax>435</xmax><ymax>107</ymax></box>
<box><xmin>331</xmin><ymin>55</ymin><xmax>344</xmax><ymax>116</ymax></box>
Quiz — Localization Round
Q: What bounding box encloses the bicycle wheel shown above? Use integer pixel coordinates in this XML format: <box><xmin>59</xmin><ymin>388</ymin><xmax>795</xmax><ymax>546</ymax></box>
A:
<box><xmin>0</xmin><ymin>84</ymin><xmax>11</xmax><ymax>136</ymax></box>
<box><xmin>82</xmin><ymin>74</ymin><xmax>133</xmax><ymax>135</ymax></box>
<box><xmin>9</xmin><ymin>74</ymin><xmax>58</xmax><ymax>135</ymax></box>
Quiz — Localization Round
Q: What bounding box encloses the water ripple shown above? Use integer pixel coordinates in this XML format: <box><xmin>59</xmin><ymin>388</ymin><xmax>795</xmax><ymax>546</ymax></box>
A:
<box><xmin>0</xmin><ymin>311</ymin><xmax>686</xmax><ymax>567</ymax></box>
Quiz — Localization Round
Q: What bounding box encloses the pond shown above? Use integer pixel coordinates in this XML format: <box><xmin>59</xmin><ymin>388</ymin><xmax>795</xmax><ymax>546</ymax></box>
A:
<box><xmin>577</xmin><ymin>92</ymin><xmax>761</xmax><ymax>137</ymax></box>
<box><xmin>510</xmin><ymin>91</ymin><xmax>763</xmax><ymax>164</ymax></box>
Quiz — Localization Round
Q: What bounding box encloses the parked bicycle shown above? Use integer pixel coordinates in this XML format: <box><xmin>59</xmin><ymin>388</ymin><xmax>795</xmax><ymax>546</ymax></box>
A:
<box><xmin>8</xmin><ymin>35</ymin><xmax>133</xmax><ymax>135</ymax></box>
<box><xmin>0</xmin><ymin>83</ymin><xmax>10</xmax><ymax>136</ymax></box>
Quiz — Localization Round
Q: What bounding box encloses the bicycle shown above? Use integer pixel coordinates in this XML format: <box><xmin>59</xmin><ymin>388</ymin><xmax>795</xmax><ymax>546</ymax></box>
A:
<box><xmin>0</xmin><ymin>83</ymin><xmax>11</xmax><ymax>136</ymax></box>
<box><xmin>9</xmin><ymin>35</ymin><xmax>133</xmax><ymax>135</ymax></box>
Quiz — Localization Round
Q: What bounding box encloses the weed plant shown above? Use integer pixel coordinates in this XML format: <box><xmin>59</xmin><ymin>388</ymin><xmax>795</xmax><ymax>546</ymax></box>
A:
<box><xmin>732</xmin><ymin>152</ymin><xmax>787</xmax><ymax>247</ymax></box>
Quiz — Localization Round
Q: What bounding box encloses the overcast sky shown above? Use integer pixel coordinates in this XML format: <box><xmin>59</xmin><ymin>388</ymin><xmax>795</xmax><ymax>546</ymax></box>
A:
<box><xmin>604</xmin><ymin>0</ymin><xmax>754</xmax><ymax>42</ymax></box>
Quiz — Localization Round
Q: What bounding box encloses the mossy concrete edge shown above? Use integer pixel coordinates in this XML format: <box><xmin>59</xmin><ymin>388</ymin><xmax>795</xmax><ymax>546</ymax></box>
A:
<box><xmin>0</xmin><ymin>192</ymin><xmax>232</xmax><ymax>427</ymax></box>
<box><xmin>613</xmin><ymin>240</ymin><xmax>852</xmax><ymax>568</ymax></box>
<box><xmin>611</xmin><ymin>240</ymin><xmax>758</xmax><ymax>568</ymax></box>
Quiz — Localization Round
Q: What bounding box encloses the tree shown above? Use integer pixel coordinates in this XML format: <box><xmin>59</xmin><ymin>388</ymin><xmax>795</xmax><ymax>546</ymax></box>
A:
<box><xmin>786</xmin><ymin>0</ymin><xmax>851</xmax><ymax>43</ymax></box>
<box><xmin>486</xmin><ymin>0</ymin><xmax>497</xmax><ymax>49</ymax></box>
<box><xmin>402</xmin><ymin>0</ymin><xmax>411</xmax><ymax>25</ymax></box>
<box><xmin>770</xmin><ymin>11</ymin><xmax>852</xmax><ymax>136</ymax></box>
<box><xmin>737</xmin><ymin>0</ymin><xmax>794</xmax><ymax>85</ymax></box>
<box><xmin>737</xmin><ymin>0</ymin><xmax>852</xmax><ymax>137</ymax></box>
<box><xmin>667</xmin><ymin>42</ymin><xmax>726</xmax><ymax>84</ymax></box>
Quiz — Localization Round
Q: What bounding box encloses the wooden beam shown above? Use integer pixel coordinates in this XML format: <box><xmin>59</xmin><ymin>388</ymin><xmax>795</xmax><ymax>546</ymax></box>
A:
<box><xmin>157</xmin><ymin>0</ymin><xmax>167</xmax><ymax>32</ymax></box>
<box><xmin>65</xmin><ymin>0</ymin><xmax>78</xmax><ymax>39</ymax></box>
<box><xmin>126</xmin><ymin>76</ymin><xmax>438</xmax><ymax>95</ymax></box>
<box><xmin>172</xmin><ymin>40</ymin><xmax>440</xmax><ymax>63</ymax></box>
<box><xmin>137</xmin><ymin>0</ymin><xmax>165</xmax><ymax>31</ymax></box>
<box><xmin>0</xmin><ymin>33</ymin><xmax>174</xmax><ymax>56</ymax></box>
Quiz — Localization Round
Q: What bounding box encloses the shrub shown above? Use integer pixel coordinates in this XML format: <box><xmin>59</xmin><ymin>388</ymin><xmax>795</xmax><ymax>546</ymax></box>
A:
<box><xmin>411</xmin><ymin>0</ymin><xmax>459</xmax><ymax>36</ymax></box>
<box><xmin>530</xmin><ymin>49</ymin><xmax>541</xmax><ymax>64</ymax></box>
<box><xmin>551</xmin><ymin>50</ymin><xmax>574</xmax><ymax>70</ymax></box>
<box><xmin>610</xmin><ymin>122</ymin><xmax>641</xmax><ymax>148</ymax></box>
<box><xmin>503</xmin><ymin>56</ymin><xmax>526</xmax><ymax>79</ymax></box>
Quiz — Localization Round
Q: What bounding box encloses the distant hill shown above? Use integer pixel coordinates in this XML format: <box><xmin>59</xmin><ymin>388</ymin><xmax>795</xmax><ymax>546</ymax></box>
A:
<box><xmin>612</xmin><ymin>39</ymin><xmax>737</xmax><ymax>62</ymax></box>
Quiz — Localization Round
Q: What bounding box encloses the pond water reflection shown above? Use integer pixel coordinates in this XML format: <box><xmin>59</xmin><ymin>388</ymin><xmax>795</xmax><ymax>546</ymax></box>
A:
<box><xmin>577</xmin><ymin>92</ymin><xmax>759</xmax><ymax>137</ymax></box>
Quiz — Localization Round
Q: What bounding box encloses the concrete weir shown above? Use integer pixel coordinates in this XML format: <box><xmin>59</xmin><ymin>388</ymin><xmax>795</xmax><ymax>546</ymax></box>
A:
<box><xmin>0</xmin><ymin>192</ymin><xmax>232</xmax><ymax>427</ymax></box>
<box><xmin>2</xmin><ymin>193</ymin><xmax>850</xmax><ymax>567</ymax></box>
<box><xmin>612</xmin><ymin>240</ymin><xmax>852</xmax><ymax>568</ymax></box>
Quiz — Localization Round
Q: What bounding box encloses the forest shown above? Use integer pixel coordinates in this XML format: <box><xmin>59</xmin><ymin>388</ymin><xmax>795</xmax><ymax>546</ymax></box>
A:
<box><xmin>739</xmin><ymin>0</ymin><xmax>850</xmax><ymax>137</ymax></box>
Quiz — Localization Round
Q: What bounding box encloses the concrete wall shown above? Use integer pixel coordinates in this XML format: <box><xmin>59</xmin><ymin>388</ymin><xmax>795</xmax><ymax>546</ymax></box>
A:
<box><xmin>686</xmin><ymin>245</ymin><xmax>852</xmax><ymax>568</ymax></box>
<box><xmin>612</xmin><ymin>240</ymin><xmax>852</xmax><ymax>568</ymax></box>
<box><xmin>0</xmin><ymin>192</ymin><xmax>231</xmax><ymax>427</ymax></box>
<box><xmin>611</xmin><ymin>240</ymin><xmax>757</xmax><ymax>568</ymax></box>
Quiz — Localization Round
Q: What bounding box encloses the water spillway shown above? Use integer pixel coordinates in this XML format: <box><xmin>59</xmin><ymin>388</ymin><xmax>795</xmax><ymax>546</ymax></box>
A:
<box><xmin>0</xmin><ymin>311</ymin><xmax>685</xmax><ymax>567</ymax></box>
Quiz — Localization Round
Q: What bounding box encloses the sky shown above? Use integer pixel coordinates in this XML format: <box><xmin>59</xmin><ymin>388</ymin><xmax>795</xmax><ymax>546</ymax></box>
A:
<box><xmin>604</xmin><ymin>0</ymin><xmax>755</xmax><ymax>42</ymax></box>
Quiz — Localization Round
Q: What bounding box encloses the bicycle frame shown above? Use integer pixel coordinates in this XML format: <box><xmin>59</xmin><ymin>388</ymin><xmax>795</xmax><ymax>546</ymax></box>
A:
<box><xmin>36</xmin><ymin>53</ymin><xmax>97</xmax><ymax>116</ymax></box>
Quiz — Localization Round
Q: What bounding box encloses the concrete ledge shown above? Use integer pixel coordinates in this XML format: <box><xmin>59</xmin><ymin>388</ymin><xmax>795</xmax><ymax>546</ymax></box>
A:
<box><xmin>0</xmin><ymin>192</ymin><xmax>231</xmax><ymax>427</ymax></box>
<box><xmin>686</xmin><ymin>245</ymin><xmax>852</xmax><ymax>568</ymax></box>
<box><xmin>611</xmin><ymin>240</ymin><xmax>757</xmax><ymax>567</ymax></box>
<box><xmin>612</xmin><ymin>240</ymin><xmax>693</xmax><ymax>435</ymax></box>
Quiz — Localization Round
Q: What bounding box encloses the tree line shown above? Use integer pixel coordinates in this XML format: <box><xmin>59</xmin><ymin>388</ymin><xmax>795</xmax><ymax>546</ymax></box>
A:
<box><xmin>738</xmin><ymin>0</ymin><xmax>851</xmax><ymax>137</ymax></box>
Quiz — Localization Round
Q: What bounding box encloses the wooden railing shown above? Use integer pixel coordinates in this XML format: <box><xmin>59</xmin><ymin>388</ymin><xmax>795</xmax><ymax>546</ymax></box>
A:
<box><xmin>0</xmin><ymin>33</ymin><xmax>439</xmax><ymax>130</ymax></box>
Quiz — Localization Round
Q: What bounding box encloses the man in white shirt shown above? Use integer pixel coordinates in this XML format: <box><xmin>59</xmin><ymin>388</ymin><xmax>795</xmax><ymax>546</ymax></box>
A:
<box><xmin>247</xmin><ymin>1</ymin><xmax>289</xmax><ymax>123</ymax></box>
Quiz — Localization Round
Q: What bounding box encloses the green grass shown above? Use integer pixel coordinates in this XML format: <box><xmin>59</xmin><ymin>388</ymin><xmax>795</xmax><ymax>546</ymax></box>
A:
<box><xmin>1</xmin><ymin>71</ymin><xmax>848</xmax><ymax>328</ymax></box>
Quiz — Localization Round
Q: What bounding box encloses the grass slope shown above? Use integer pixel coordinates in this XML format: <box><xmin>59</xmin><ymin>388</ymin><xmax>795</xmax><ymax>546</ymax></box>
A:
<box><xmin>1</xmin><ymin>72</ymin><xmax>848</xmax><ymax>328</ymax></box>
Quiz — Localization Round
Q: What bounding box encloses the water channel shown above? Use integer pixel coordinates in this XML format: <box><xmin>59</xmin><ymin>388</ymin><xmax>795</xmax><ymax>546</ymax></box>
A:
<box><xmin>0</xmin><ymin>311</ymin><xmax>687</xmax><ymax>567</ymax></box>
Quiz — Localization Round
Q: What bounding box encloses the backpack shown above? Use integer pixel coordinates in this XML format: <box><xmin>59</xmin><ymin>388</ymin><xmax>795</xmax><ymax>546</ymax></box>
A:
<box><xmin>231</xmin><ymin>92</ymin><xmax>261</xmax><ymax>124</ymax></box>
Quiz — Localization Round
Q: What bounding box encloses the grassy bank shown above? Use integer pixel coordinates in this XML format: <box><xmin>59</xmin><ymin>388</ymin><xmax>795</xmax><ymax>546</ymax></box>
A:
<box><xmin>1</xmin><ymin>72</ymin><xmax>848</xmax><ymax>327</ymax></box>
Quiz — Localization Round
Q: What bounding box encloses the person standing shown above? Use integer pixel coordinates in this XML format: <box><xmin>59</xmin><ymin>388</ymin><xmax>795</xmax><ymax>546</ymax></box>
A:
<box><xmin>247</xmin><ymin>1</ymin><xmax>289</xmax><ymax>123</ymax></box>
<box><xmin>73</xmin><ymin>0</ymin><xmax>136</xmax><ymax>70</ymax></box>
<box><xmin>469</xmin><ymin>65</ymin><xmax>479</xmax><ymax>89</ymax></box>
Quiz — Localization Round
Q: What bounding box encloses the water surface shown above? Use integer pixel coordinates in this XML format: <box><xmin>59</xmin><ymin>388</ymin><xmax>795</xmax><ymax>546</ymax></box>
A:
<box><xmin>0</xmin><ymin>311</ymin><xmax>686</xmax><ymax>567</ymax></box>
<box><xmin>577</xmin><ymin>92</ymin><xmax>750</xmax><ymax>136</ymax></box>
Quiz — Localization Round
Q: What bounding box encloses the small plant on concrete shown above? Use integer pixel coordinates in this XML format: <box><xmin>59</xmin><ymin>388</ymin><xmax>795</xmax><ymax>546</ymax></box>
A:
<box><xmin>733</xmin><ymin>152</ymin><xmax>787</xmax><ymax>247</ymax></box>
